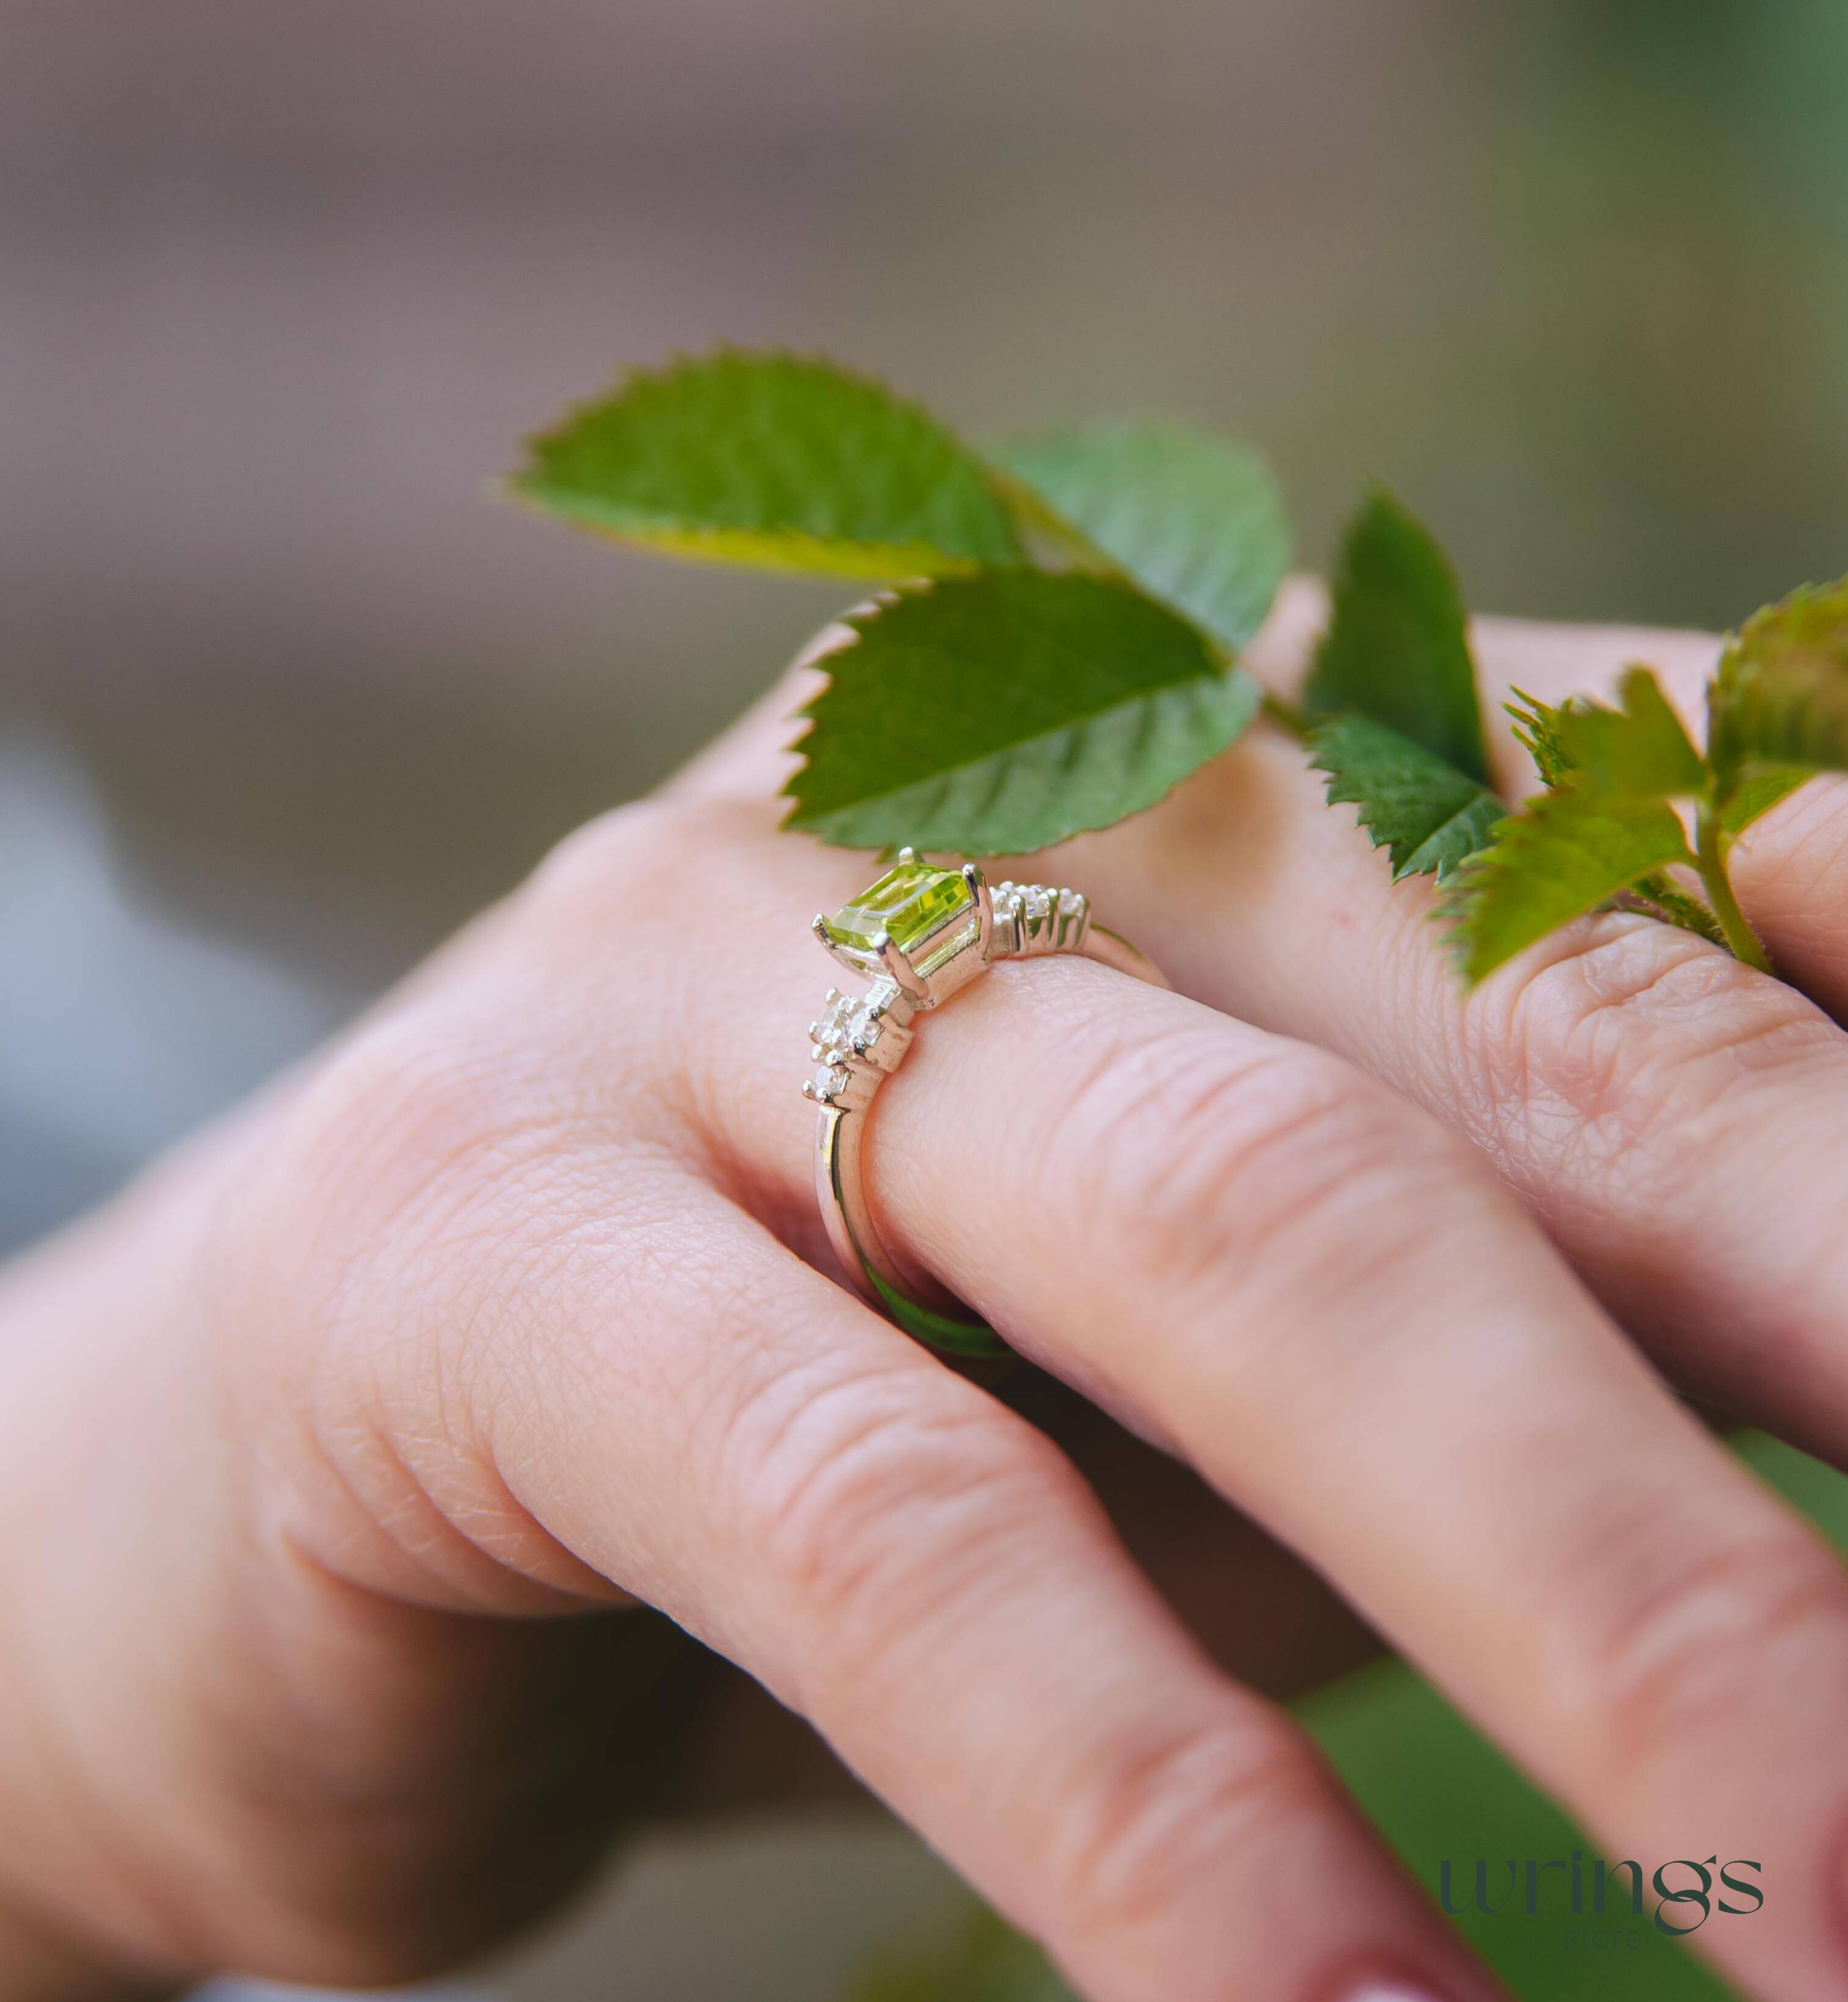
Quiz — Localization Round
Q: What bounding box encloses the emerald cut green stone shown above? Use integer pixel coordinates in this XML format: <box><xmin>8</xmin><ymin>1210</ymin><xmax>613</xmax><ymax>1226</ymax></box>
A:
<box><xmin>820</xmin><ymin>861</ymin><xmax>973</xmax><ymax>972</ymax></box>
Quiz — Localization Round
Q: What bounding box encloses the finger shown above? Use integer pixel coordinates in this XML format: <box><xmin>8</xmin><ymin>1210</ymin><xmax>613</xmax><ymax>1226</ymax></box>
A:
<box><xmin>247</xmin><ymin>1005</ymin><xmax>1508</xmax><ymax>2002</ymax></box>
<box><xmin>641</xmin><ymin>817</ymin><xmax>1848</xmax><ymax>2002</ymax></box>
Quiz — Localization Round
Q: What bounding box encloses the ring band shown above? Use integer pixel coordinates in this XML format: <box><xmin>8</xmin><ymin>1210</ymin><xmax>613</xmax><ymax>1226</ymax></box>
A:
<box><xmin>802</xmin><ymin>850</ymin><xmax>1168</xmax><ymax>1356</ymax></box>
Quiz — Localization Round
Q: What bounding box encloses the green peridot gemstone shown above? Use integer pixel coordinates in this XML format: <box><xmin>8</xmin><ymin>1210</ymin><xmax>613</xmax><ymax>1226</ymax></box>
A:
<box><xmin>820</xmin><ymin>860</ymin><xmax>973</xmax><ymax>971</ymax></box>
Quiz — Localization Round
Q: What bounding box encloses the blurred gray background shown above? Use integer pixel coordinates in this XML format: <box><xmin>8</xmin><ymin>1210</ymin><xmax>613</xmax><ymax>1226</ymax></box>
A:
<box><xmin>5</xmin><ymin>0</ymin><xmax>1848</xmax><ymax>1991</ymax></box>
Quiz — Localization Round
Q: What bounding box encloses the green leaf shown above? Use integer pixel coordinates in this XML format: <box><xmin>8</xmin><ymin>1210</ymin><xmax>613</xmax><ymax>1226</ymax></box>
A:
<box><xmin>1306</xmin><ymin>713</ymin><xmax>1502</xmax><ymax>883</ymax></box>
<box><xmin>1510</xmin><ymin>672</ymin><xmax>1706</xmax><ymax>798</ymax></box>
<box><xmin>1507</xmin><ymin>686</ymin><xmax>1576</xmax><ymax>789</ymax></box>
<box><xmin>1306</xmin><ymin>488</ymin><xmax>1491</xmax><ymax>784</ymax></box>
<box><xmin>1722</xmin><ymin>767</ymin><xmax>1810</xmax><ymax>836</ymax></box>
<box><xmin>1708</xmin><ymin>578</ymin><xmax>1848</xmax><ymax>822</ymax></box>
<box><xmin>508</xmin><ymin>350</ymin><xmax>1019</xmax><ymax>577</ymax></box>
<box><xmin>784</xmin><ymin>570</ymin><xmax>1261</xmax><ymax>854</ymax></box>
<box><xmin>1501</xmin><ymin>674</ymin><xmax>1724</xmax><ymax>944</ymax></box>
<box><xmin>991</xmin><ymin>423</ymin><xmax>1290</xmax><ymax>652</ymax></box>
<box><xmin>1447</xmin><ymin>789</ymin><xmax>1695</xmax><ymax>981</ymax></box>
<box><xmin>1551</xmin><ymin>665</ymin><xmax>1708</xmax><ymax>796</ymax></box>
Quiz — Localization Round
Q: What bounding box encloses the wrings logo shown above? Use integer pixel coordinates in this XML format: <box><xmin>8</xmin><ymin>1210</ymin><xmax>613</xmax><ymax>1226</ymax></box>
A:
<box><xmin>1438</xmin><ymin>1851</ymin><xmax>1763</xmax><ymax>1941</ymax></box>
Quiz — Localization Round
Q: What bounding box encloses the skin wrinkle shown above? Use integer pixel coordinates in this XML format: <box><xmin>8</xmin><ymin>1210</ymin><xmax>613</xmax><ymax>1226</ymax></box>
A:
<box><xmin>1468</xmin><ymin>923</ymin><xmax>1848</xmax><ymax>1342</ymax></box>
<box><xmin>720</xmin><ymin>1357</ymin><xmax>1035</xmax><ymax>1660</ymax></box>
<box><xmin>1052</xmin><ymin>1718</ymin><xmax>1336</xmax><ymax>1952</ymax></box>
<box><xmin>467</xmin><ymin>1206</ymin><xmax>896</xmax><ymax>1656</ymax></box>
<box><xmin>1552</xmin><ymin>1526</ymin><xmax>1848</xmax><ymax>1785</ymax></box>
<box><xmin>685</xmin><ymin>1286</ymin><xmax>1281</xmax><ymax>1938</ymax></box>
<box><xmin>1050</xmin><ymin>1711</ymin><xmax>1321</xmax><ymax>1937</ymax></box>
<box><xmin>0</xmin><ymin>1065</ymin><xmax>685</xmax><ymax>1970</ymax></box>
<box><xmin>249</xmin><ymin>907</ymin><xmax>714</xmax><ymax>1600</ymax></box>
<box><xmin>700</xmin><ymin>1344</ymin><xmax>936</xmax><ymax>1603</ymax></box>
<box><xmin>785</xmin><ymin>1450</ymin><xmax>1088</xmax><ymax>1746</ymax></box>
<box><xmin>151</xmin><ymin>1352</ymin><xmax>676</xmax><ymax>1974</ymax></box>
<box><xmin>649</xmin><ymin>1249</ymin><xmax>1289</xmax><ymax>1906</ymax></box>
<box><xmin>1049</xmin><ymin>1012</ymin><xmax>1304</xmax><ymax>1207</ymax></box>
<box><xmin>401</xmin><ymin>1159</ymin><xmax>692</xmax><ymax>1598</ymax></box>
<box><xmin>263</xmin><ymin>1228</ymin><xmax>594</xmax><ymax>1612</ymax></box>
<box><xmin>1036</xmin><ymin>630</ymin><xmax>1848</xmax><ymax>1450</ymax></box>
<box><xmin>1474</xmin><ymin>923</ymin><xmax>1763</xmax><ymax>1173</ymax></box>
<box><xmin>243</xmin><ymin>1126</ymin><xmax>683</xmax><ymax>1612</ymax></box>
<box><xmin>1093</xmin><ymin>1061</ymin><xmax>1429</xmax><ymax>1321</ymax></box>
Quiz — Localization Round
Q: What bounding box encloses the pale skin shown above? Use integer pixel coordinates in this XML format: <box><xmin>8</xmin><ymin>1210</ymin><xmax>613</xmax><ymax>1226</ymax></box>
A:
<box><xmin>10</xmin><ymin>588</ymin><xmax>1848</xmax><ymax>2002</ymax></box>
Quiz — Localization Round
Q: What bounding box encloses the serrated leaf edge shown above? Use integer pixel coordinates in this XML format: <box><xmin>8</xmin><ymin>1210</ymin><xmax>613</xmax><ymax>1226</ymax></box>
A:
<box><xmin>505</xmin><ymin>345</ymin><xmax>1019</xmax><ymax>576</ymax></box>
<box><xmin>1304</xmin><ymin>721</ymin><xmax>1502</xmax><ymax>885</ymax></box>
<box><xmin>1442</xmin><ymin>784</ymin><xmax>1698</xmax><ymax>981</ymax></box>
<box><xmin>777</xmin><ymin>572</ymin><xmax>1263</xmax><ymax>853</ymax></box>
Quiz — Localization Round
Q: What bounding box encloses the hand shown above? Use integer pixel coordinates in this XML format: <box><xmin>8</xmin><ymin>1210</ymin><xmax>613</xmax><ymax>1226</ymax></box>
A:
<box><xmin>7</xmin><ymin>593</ymin><xmax>1848</xmax><ymax>2002</ymax></box>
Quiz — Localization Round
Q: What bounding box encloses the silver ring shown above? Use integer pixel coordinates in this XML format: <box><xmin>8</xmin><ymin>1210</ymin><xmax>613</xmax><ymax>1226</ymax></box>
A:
<box><xmin>802</xmin><ymin>851</ymin><xmax>1168</xmax><ymax>1356</ymax></box>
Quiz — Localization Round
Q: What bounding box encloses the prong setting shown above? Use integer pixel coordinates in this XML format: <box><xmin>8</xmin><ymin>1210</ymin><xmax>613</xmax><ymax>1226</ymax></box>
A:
<box><xmin>874</xmin><ymin>929</ymin><xmax>932</xmax><ymax>1008</ymax></box>
<box><xmin>961</xmin><ymin>861</ymin><xmax>993</xmax><ymax>960</ymax></box>
<box><xmin>799</xmin><ymin>861</ymin><xmax>1161</xmax><ymax>1354</ymax></box>
<box><xmin>807</xmin><ymin>857</ymin><xmax>1105</xmax><ymax>1107</ymax></box>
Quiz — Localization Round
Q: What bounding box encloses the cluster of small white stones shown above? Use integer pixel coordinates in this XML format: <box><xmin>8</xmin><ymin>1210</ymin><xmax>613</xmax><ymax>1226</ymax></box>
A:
<box><xmin>803</xmin><ymin>979</ymin><xmax>895</xmax><ymax>1104</ymax></box>
<box><xmin>992</xmin><ymin>880</ymin><xmax>1087</xmax><ymax>953</ymax></box>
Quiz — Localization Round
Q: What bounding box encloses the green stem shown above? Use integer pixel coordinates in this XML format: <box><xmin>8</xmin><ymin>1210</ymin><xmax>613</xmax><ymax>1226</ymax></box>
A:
<box><xmin>1693</xmin><ymin>802</ymin><xmax>1771</xmax><ymax>974</ymax></box>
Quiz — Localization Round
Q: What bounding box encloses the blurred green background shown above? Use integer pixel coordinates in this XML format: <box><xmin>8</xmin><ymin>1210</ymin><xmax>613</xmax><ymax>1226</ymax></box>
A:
<box><xmin>5</xmin><ymin>2</ymin><xmax>1848</xmax><ymax>1995</ymax></box>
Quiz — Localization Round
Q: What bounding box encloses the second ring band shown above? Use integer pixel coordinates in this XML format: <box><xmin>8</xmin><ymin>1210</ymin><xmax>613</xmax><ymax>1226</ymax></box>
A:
<box><xmin>802</xmin><ymin>851</ymin><xmax>1168</xmax><ymax>1356</ymax></box>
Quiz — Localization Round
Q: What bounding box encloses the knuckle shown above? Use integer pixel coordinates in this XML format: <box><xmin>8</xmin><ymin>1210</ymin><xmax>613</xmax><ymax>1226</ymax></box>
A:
<box><xmin>1559</xmin><ymin>1518</ymin><xmax>1848</xmax><ymax>1777</ymax></box>
<box><xmin>729</xmin><ymin>1357</ymin><xmax>1074</xmax><ymax>1672</ymax></box>
<box><xmin>1058</xmin><ymin>1028</ymin><xmax>1462</xmax><ymax>1305</ymax></box>
<box><xmin>271</xmin><ymin>1002</ymin><xmax>564</xmax><ymax>1265</ymax></box>
<box><xmin>522</xmin><ymin>795</ymin><xmax>693</xmax><ymax>926</ymax></box>
<box><xmin>1468</xmin><ymin>917</ymin><xmax>1836</xmax><ymax>1181</ymax></box>
<box><xmin>216</xmin><ymin>1009</ymin><xmax>546</xmax><ymax>1514</ymax></box>
<box><xmin>225</xmin><ymin>998</ymin><xmax>661</xmax><ymax>1569</ymax></box>
<box><xmin>520</xmin><ymin>793</ymin><xmax>773</xmax><ymax>945</ymax></box>
<box><xmin>1051</xmin><ymin>1713</ymin><xmax>1331</xmax><ymax>1944</ymax></box>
